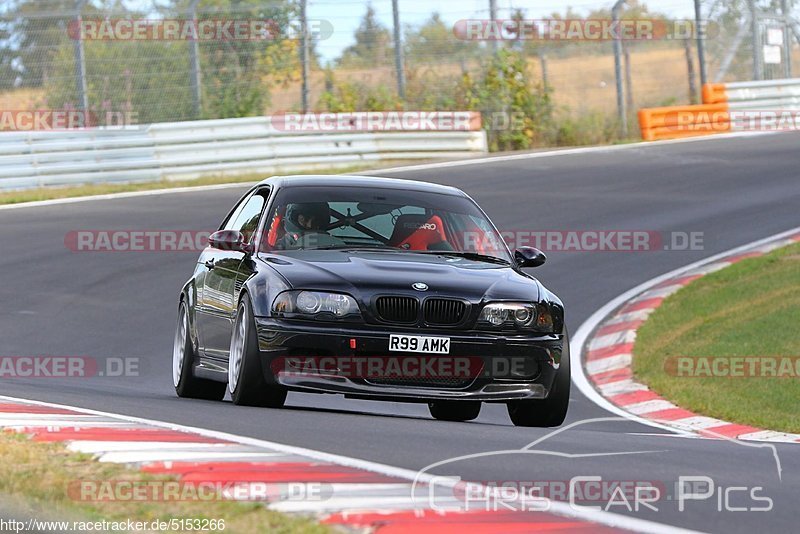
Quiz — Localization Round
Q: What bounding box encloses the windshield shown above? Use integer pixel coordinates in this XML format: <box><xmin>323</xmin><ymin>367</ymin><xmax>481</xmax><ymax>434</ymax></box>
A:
<box><xmin>260</xmin><ymin>185</ymin><xmax>512</xmax><ymax>263</ymax></box>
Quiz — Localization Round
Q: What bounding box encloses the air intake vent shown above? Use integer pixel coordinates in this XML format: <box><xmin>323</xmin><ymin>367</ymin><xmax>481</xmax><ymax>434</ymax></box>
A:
<box><xmin>375</xmin><ymin>296</ymin><xmax>419</xmax><ymax>323</ymax></box>
<box><xmin>367</xmin><ymin>376</ymin><xmax>476</xmax><ymax>389</ymax></box>
<box><xmin>423</xmin><ymin>298</ymin><xmax>467</xmax><ymax>325</ymax></box>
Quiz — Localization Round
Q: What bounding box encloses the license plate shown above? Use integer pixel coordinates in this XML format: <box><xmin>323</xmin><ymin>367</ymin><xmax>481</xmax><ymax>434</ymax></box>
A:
<box><xmin>389</xmin><ymin>334</ymin><xmax>450</xmax><ymax>354</ymax></box>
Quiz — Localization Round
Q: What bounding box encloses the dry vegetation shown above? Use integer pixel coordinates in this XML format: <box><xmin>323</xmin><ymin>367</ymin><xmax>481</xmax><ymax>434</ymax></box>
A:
<box><xmin>0</xmin><ymin>431</ymin><xmax>332</xmax><ymax>533</ymax></box>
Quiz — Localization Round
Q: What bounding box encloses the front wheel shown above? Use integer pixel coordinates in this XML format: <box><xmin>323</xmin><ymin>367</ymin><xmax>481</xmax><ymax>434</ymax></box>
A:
<box><xmin>228</xmin><ymin>295</ymin><xmax>287</xmax><ymax>408</ymax></box>
<box><xmin>428</xmin><ymin>401</ymin><xmax>481</xmax><ymax>422</ymax></box>
<box><xmin>507</xmin><ymin>334</ymin><xmax>571</xmax><ymax>427</ymax></box>
<box><xmin>173</xmin><ymin>301</ymin><xmax>226</xmax><ymax>401</ymax></box>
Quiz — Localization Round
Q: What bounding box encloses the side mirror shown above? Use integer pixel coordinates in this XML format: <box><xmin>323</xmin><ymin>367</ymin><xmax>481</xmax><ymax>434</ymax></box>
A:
<box><xmin>209</xmin><ymin>230</ymin><xmax>252</xmax><ymax>253</ymax></box>
<box><xmin>514</xmin><ymin>247</ymin><xmax>546</xmax><ymax>268</ymax></box>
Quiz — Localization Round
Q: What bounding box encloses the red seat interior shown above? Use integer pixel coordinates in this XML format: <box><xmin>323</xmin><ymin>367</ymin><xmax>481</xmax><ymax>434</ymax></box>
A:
<box><xmin>389</xmin><ymin>214</ymin><xmax>448</xmax><ymax>250</ymax></box>
<box><xmin>266</xmin><ymin>208</ymin><xmax>285</xmax><ymax>249</ymax></box>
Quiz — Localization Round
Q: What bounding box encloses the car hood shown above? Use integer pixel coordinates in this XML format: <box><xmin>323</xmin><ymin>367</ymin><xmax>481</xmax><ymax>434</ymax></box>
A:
<box><xmin>263</xmin><ymin>250</ymin><xmax>540</xmax><ymax>302</ymax></box>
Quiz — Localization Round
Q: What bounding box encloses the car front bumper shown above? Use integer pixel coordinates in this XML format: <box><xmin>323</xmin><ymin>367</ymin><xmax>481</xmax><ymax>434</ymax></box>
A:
<box><xmin>254</xmin><ymin>317</ymin><xmax>566</xmax><ymax>402</ymax></box>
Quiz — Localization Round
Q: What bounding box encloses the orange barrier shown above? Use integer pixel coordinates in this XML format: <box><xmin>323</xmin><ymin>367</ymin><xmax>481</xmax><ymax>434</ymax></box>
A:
<box><xmin>638</xmin><ymin>84</ymin><xmax>731</xmax><ymax>141</ymax></box>
<box><xmin>638</xmin><ymin>103</ymin><xmax>730</xmax><ymax>141</ymax></box>
<box><xmin>702</xmin><ymin>83</ymin><xmax>728</xmax><ymax>104</ymax></box>
<box><xmin>640</xmin><ymin>79</ymin><xmax>800</xmax><ymax>140</ymax></box>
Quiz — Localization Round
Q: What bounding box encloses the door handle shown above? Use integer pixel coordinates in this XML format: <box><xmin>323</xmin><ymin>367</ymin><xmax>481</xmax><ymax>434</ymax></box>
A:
<box><xmin>204</xmin><ymin>259</ymin><xmax>216</xmax><ymax>270</ymax></box>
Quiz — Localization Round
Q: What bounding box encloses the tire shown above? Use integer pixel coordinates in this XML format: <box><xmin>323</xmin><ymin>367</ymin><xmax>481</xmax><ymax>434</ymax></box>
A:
<box><xmin>228</xmin><ymin>295</ymin><xmax>287</xmax><ymax>408</ymax></box>
<box><xmin>506</xmin><ymin>333</ymin><xmax>571</xmax><ymax>427</ymax></box>
<box><xmin>428</xmin><ymin>401</ymin><xmax>481</xmax><ymax>422</ymax></box>
<box><xmin>173</xmin><ymin>301</ymin><xmax>226</xmax><ymax>401</ymax></box>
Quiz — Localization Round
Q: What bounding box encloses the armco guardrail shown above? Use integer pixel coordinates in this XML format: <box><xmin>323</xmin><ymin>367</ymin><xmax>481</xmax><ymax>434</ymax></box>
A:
<box><xmin>639</xmin><ymin>77</ymin><xmax>800</xmax><ymax>141</ymax></box>
<box><xmin>0</xmin><ymin>113</ymin><xmax>487</xmax><ymax>190</ymax></box>
<box><xmin>703</xmin><ymin>78</ymin><xmax>800</xmax><ymax>110</ymax></box>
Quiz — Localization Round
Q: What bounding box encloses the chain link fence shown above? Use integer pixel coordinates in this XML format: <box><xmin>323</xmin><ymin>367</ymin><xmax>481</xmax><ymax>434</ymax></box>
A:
<box><xmin>0</xmin><ymin>0</ymin><xmax>798</xmax><ymax>146</ymax></box>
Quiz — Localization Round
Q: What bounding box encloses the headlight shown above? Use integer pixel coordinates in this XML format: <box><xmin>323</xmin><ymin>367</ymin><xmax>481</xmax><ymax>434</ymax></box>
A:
<box><xmin>272</xmin><ymin>291</ymin><xmax>360</xmax><ymax>320</ymax></box>
<box><xmin>478</xmin><ymin>302</ymin><xmax>554</xmax><ymax>332</ymax></box>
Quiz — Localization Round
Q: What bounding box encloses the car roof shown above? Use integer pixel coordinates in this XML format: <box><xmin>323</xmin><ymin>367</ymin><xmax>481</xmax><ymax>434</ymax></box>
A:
<box><xmin>256</xmin><ymin>174</ymin><xmax>466</xmax><ymax>197</ymax></box>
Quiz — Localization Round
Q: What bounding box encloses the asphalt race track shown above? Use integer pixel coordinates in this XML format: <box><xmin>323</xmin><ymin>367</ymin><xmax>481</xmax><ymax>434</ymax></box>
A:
<box><xmin>2</xmin><ymin>133</ymin><xmax>799</xmax><ymax>532</ymax></box>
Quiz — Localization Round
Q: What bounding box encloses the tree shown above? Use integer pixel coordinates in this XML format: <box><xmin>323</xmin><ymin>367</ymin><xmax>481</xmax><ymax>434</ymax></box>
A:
<box><xmin>317</xmin><ymin>69</ymin><xmax>401</xmax><ymax>112</ymax></box>
<box><xmin>0</xmin><ymin>23</ymin><xmax>16</xmax><ymax>88</ymax></box>
<box><xmin>0</xmin><ymin>0</ymin><xmax>99</xmax><ymax>87</ymax></box>
<box><xmin>404</xmin><ymin>12</ymin><xmax>478</xmax><ymax>64</ymax></box>
<box><xmin>40</xmin><ymin>0</ymin><xmax>298</xmax><ymax>122</ymax></box>
<box><xmin>336</xmin><ymin>5</ymin><xmax>392</xmax><ymax>68</ymax></box>
<box><xmin>459</xmin><ymin>50</ymin><xmax>553</xmax><ymax>151</ymax></box>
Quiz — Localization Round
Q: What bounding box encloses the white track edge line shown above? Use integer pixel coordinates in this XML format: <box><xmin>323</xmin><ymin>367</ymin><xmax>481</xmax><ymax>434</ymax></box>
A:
<box><xmin>0</xmin><ymin>181</ymin><xmax>258</xmax><ymax>212</ymax></box>
<box><xmin>0</xmin><ymin>394</ymin><xmax>701</xmax><ymax>534</ymax></box>
<box><xmin>364</xmin><ymin>131</ymin><xmax>777</xmax><ymax>174</ymax></box>
<box><xmin>571</xmin><ymin>225</ymin><xmax>800</xmax><ymax>437</ymax></box>
<box><xmin>0</xmin><ymin>130</ymin><xmax>779</xmax><ymax>212</ymax></box>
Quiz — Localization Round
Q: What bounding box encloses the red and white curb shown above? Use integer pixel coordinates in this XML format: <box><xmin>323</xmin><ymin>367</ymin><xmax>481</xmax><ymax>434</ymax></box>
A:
<box><xmin>0</xmin><ymin>395</ymin><xmax>698</xmax><ymax>534</ymax></box>
<box><xmin>580</xmin><ymin>230</ymin><xmax>800</xmax><ymax>443</ymax></box>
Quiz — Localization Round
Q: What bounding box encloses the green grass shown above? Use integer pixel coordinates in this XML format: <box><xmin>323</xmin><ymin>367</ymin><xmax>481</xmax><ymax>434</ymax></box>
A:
<box><xmin>633</xmin><ymin>242</ymin><xmax>800</xmax><ymax>433</ymax></box>
<box><xmin>0</xmin><ymin>161</ymin><xmax>417</xmax><ymax>206</ymax></box>
<box><xmin>0</xmin><ymin>431</ymin><xmax>333</xmax><ymax>533</ymax></box>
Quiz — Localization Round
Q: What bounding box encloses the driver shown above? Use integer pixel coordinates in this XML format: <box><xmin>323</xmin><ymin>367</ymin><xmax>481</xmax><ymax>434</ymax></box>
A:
<box><xmin>283</xmin><ymin>202</ymin><xmax>343</xmax><ymax>249</ymax></box>
<box><xmin>286</xmin><ymin>202</ymin><xmax>330</xmax><ymax>233</ymax></box>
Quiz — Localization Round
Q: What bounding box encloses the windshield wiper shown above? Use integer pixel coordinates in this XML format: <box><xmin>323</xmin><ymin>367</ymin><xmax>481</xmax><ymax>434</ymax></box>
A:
<box><xmin>311</xmin><ymin>245</ymin><xmax>401</xmax><ymax>251</ymax></box>
<box><xmin>308</xmin><ymin>246</ymin><xmax>511</xmax><ymax>265</ymax></box>
<box><xmin>416</xmin><ymin>251</ymin><xmax>511</xmax><ymax>265</ymax></box>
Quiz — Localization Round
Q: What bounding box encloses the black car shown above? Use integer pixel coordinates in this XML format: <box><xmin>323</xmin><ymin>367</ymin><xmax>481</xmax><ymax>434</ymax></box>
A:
<box><xmin>173</xmin><ymin>175</ymin><xmax>569</xmax><ymax>427</ymax></box>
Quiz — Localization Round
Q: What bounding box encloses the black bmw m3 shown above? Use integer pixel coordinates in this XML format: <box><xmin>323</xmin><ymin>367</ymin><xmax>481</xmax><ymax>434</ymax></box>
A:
<box><xmin>173</xmin><ymin>175</ymin><xmax>569</xmax><ymax>426</ymax></box>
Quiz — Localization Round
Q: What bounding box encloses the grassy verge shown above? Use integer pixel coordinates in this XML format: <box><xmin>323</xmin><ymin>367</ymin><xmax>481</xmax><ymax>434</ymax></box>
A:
<box><xmin>0</xmin><ymin>431</ymin><xmax>333</xmax><ymax>533</ymax></box>
<box><xmin>633</xmin><ymin>242</ymin><xmax>800</xmax><ymax>433</ymax></box>
<box><xmin>0</xmin><ymin>161</ymin><xmax>418</xmax><ymax>207</ymax></box>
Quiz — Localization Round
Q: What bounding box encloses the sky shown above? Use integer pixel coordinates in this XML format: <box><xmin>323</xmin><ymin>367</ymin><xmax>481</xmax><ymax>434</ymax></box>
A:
<box><xmin>308</xmin><ymin>0</ymin><xmax>697</xmax><ymax>62</ymax></box>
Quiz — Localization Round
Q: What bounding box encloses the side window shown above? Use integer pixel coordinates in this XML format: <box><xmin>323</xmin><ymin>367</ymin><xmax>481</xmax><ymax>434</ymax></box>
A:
<box><xmin>221</xmin><ymin>192</ymin><xmax>252</xmax><ymax>231</ymax></box>
<box><xmin>225</xmin><ymin>190</ymin><xmax>268</xmax><ymax>243</ymax></box>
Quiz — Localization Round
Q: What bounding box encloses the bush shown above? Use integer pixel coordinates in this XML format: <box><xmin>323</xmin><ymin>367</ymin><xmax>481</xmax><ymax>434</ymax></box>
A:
<box><xmin>549</xmin><ymin>111</ymin><xmax>624</xmax><ymax>147</ymax></box>
<box><xmin>458</xmin><ymin>50</ymin><xmax>553</xmax><ymax>151</ymax></box>
<box><xmin>317</xmin><ymin>70</ymin><xmax>402</xmax><ymax>112</ymax></box>
<box><xmin>317</xmin><ymin>50</ymin><xmax>633</xmax><ymax>150</ymax></box>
